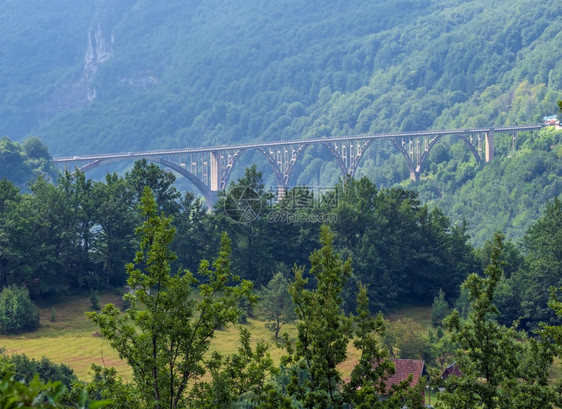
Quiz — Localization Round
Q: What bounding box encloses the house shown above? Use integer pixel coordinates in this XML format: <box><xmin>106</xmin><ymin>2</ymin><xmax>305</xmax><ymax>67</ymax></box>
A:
<box><xmin>373</xmin><ymin>358</ymin><xmax>428</xmax><ymax>404</ymax></box>
<box><xmin>543</xmin><ymin>115</ymin><xmax>559</xmax><ymax>126</ymax></box>
<box><xmin>385</xmin><ymin>358</ymin><xmax>427</xmax><ymax>391</ymax></box>
<box><xmin>441</xmin><ymin>362</ymin><xmax>462</xmax><ymax>380</ymax></box>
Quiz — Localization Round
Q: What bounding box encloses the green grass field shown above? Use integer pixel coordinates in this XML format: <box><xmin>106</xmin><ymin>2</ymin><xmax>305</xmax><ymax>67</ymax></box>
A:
<box><xmin>0</xmin><ymin>292</ymin><xmax>129</xmax><ymax>379</ymax></box>
<box><xmin>0</xmin><ymin>292</ymin><xmax>429</xmax><ymax>382</ymax></box>
<box><xmin>0</xmin><ymin>291</ymin><xmax>304</xmax><ymax>381</ymax></box>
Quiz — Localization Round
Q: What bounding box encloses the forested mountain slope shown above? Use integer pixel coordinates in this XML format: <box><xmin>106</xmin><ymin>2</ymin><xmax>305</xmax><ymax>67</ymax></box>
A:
<box><xmin>3</xmin><ymin>0</ymin><xmax>560</xmax><ymax>151</ymax></box>
<box><xmin>1</xmin><ymin>0</ymin><xmax>561</xmax><ymax>243</ymax></box>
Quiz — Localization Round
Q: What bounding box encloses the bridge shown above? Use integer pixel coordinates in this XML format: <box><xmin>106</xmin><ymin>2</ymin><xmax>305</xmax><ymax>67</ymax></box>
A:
<box><xmin>53</xmin><ymin>124</ymin><xmax>544</xmax><ymax>207</ymax></box>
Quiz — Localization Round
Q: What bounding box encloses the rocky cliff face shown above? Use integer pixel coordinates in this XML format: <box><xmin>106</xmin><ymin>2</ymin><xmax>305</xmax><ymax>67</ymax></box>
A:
<box><xmin>41</xmin><ymin>1</ymin><xmax>128</xmax><ymax>114</ymax></box>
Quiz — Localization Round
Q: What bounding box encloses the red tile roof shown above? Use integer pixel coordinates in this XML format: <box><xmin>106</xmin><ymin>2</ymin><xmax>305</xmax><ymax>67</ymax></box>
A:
<box><xmin>374</xmin><ymin>358</ymin><xmax>426</xmax><ymax>392</ymax></box>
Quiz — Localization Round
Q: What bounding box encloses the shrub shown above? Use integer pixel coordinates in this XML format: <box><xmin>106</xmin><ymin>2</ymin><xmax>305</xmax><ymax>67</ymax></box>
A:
<box><xmin>0</xmin><ymin>285</ymin><xmax>39</xmax><ymax>334</ymax></box>
<box><xmin>6</xmin><ymin>354</ymin><xmax>77</xmax><ymax>390</ymax></box>
<box><xmin>90</xmin><ymin>290</ymin><xmax>100</xmax><ymax>311</ymax></box>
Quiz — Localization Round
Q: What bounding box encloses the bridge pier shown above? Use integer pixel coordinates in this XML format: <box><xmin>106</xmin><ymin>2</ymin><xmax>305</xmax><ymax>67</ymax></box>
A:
<box><xmin>210</xmin><ymin>150</ymin><xmax>220</xmax><ymax>192</ymax></box>
<box><xmin>485</xmin><ymin>130</ymin><xmax>494</xmax><ymax>162</ymax></box>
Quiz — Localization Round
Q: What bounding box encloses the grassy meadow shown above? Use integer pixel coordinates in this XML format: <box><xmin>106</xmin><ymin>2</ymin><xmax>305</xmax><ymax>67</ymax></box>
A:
<box><xmin>0</xmin><ymin>291</ymin><xmax>434</xmax><ymax>382</ymax></box>
<box><xmin>0</xmin><ymin>291</ymin><xmax>302</xmax><ymax>381</ymax></box>
<box><xmin>0</xmin><ymin>292</ymin><xmax>447</xmax><ymax>405</ymax></box>
<box><xmin>0</xmin><ymin>292</ymin><xmax>129</xmax><ymax>380</ymax></box>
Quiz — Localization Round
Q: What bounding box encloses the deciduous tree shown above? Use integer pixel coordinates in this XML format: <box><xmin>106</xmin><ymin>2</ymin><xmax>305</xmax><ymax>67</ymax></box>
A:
<box><xmin>89</xmin><ymin>187</ymin><xmax>256</xmax><ymax>409</ymax></box>
<box><xmin>0</xmin><ymin>285</ymin><xmax>39</xmax><ymax>334</ymax></box>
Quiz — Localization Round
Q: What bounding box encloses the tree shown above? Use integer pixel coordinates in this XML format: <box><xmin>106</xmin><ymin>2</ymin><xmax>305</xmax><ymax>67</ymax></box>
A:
<box><xmin>24</xmin><ymin>176</ymin><xmax>77</xmax><ymax>294</ymax></box>
<box><xmin>93</xmin><ymin>173</ymin><xmax>137</xmax><ymax>287</ymax></box>
<box><xmin>172</xmin><ymin>191</ymin><xmax>217</xmax><ymax>275</ymax></box>
<box><xmin>330</xmin><ymin>177</ymin><xmax>475</xmax><ymax>311</ymax></box>
<box><xmin>518</xmin><ymin>197</ymin><xmax>562</xmax><ymax>329</ymax></box>
<box><xmin>0</xmin><ymin>136</ymin><xmax>31</xmax><ymax>187</ymax></box>
<box><xmin>188</xmin><ymin>328</ymin><xmax>279</xmax><ymax>408</ymax></box>
<box><xmin>89</xmin><ymin>187</ymin><xmax>256</xmax><ymax>409</ymax></box>
<box><xmin>1</xmin><ymin>353</ymin><xmax>77</xmax><ymax>391</ymax></box>
<box><xmin>383</xmin><ymin>318</ymin><xmax>434</xmax><ymax>363</ymax></box>
<box><xmin>0</xmin><ymin>136</ymin><xmax>54</xmax><ymax>188</ymax></box>
<box><xmin>431</xmin><ymin>289</ymin><xmax>449</xmax><ymax>327</ymax></box>
<box><xmin>59</xmin><ymin>170</ymin><xmax>99</xmax><ymax>288</ymax></box>
<box><xmin>214</xmin><ymin>165</ymin><xmax>277</xmax><ymax>286</ymax></box>
<box><xmin>429</xmin><ymin>328</ymin><xmax>456</xmax><ymax>372</ymax></box>
<box><xmin>125</xmin><ymin>159</ymin><xmax>181</xmax><ymax>216</ymax></box>
<box><xmin>343</xmin><ymin>284</ymin><xmax>406</xmax><ymax>409</ymax></box>
<box><xmin>0</xmin><ymin>285</ymin><xmax>39</xmax><ymax>334</ymax></box>
<box><xmin>439</xmin><ymin>233</ymin><xmax>557</xmax><ymax>409</ymax></box>
<box><xmin>256</xmin><ymin>272</ymin><xmax>296</xmax><ymax>338</ymax></box>
<box><xmin>284</xmin><ymin>225</ymin><xmax>353</xmax><ymax>408</ymax></box>
<box><xmin>0</xmin><ymin>179</ymin><xmax>21</xmax><ymax>288</ymax></box>
<box><xmin>283</xmin><ymin>227</ymin><xmax>424</xmax><ymax>408</ymax></box>
<box><xmin>21</xmin><ymin>136</ymin><xmax>55</xmax><ymax>178</ymax></box>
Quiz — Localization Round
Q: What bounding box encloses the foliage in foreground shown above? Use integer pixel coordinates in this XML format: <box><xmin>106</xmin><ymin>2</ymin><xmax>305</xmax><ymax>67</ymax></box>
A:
<box><xmin>438</xmin><ymin>233</ymin><xmax>561</xmax><ymax>408</ymax></box>
<box><xmin>281</xmin><ymin>226</ymin><xmax>425</xmax><ymax>409</ymax></box>
<box><xmin>88</xmin><ymin>187</ymin><xmax>269</xmax><ymax>408</ymax></box>
<box><xmin>0</xmin><ymin>372</ymin><xmax>110</xmax><ymax>409</ymax></box>
<box><xmin>87</xmin><ymin>189</ymin><xmax>427</xmax><ymax>408</ymax></box>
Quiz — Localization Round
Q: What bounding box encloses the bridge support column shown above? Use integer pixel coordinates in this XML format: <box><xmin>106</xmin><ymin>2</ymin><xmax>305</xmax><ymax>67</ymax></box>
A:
<box><xmin>485</xmin><ymin>130</ymin><xmax>494</xmax><ymax>162</ymax></box>
<box><xmin>210</xmin><ymin>150</ymin><xmax>220</xmax><ymax>191</ymax></box>
<box><xmin>276</xmin><ymin>185</ymin><xmax>287</xmax><ymax>202</ymax></box>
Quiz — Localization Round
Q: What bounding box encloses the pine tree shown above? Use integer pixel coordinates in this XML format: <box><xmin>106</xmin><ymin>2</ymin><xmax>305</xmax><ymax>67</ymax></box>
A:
<box><xmin>440</xmin><ymin>233</ymin><xmax>557</xmax><ymax>409</ymax></box>
<box><xmin>257</xmin><ymin>272</ymin><xmax>296</xmax><ymax>338</ymax></box>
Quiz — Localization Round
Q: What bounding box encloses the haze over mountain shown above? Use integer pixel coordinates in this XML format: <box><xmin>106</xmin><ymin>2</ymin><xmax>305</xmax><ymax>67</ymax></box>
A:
<box><xmin>1</xmin><ymin>0</ymin><xmax>561</xmax><ymax>244</ymax></box>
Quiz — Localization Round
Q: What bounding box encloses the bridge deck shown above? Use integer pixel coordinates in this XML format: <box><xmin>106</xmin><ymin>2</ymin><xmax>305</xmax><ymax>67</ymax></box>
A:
<box><xmin>53</xmin><ymin>124</ymin><xmax>543</xmax><ymax>162</ymax></box>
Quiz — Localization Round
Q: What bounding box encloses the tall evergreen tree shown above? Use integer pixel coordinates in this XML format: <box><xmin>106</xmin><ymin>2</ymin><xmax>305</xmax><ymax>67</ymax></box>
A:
<box><xmin>285</xmin><ymin>225</ymin><xmax>353</xmax><ymax>408</ymax></box>
<box><xmin>440</xmin><ymin>233</ymin><xmax>557</xmax><ymax>408</ymax></box>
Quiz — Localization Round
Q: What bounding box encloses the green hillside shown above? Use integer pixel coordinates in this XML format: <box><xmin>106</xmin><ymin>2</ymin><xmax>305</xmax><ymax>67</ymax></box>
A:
<box><xmin>2</xmin><ymin>0</ymin><xmax>560</xmax><ymax>151</ymax></box>
<box><xmin>1</xmin><ymin>0</ymin><xmax>561</xmax><ymax>243</ymax></box>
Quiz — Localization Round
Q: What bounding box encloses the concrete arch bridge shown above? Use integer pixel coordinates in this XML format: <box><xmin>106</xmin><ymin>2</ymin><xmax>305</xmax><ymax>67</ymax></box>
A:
<box><xmin>53</xmin><ymin>124</ymin><xmax>543</xmax><ymax>208</ymax></box>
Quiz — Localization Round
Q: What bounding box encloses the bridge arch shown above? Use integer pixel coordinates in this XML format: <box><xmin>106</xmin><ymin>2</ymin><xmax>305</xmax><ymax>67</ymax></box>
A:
<box><xmin>152</xmin><ymin>158</ymin><xmax>216</xmax><ymax>208</ymax></box>
<box><xmin>217</xmin><ymin>149</ymin><xmax>247</xmax><ymax>190</ymax></box>
<box><xmin>457</xmin><ymin>135</ymin><xmax>483</xmax><ymax>163</ymax></box>
<box><xmin>71</xmin><ymin>157</ymin><xmax>217</xmax><ymax>209</ymax></box>
<box><xmin>321</xmin><ymin>138</ymin><xmax>380</xmax><ymax>179</ymax></box>
<box><xmin>253</xmin><ymin>144</ymin><xmax>308</xmax><ymax>189</ymax></box>
<box><xmin>389</xmin><ymin>133</ymin><xmax>483</xmax><ymax>181</ymax></box>
<box><xmin>414</xmin><ymin>134</ymin><xmax>482</xmax><ymax>178</ymax></box>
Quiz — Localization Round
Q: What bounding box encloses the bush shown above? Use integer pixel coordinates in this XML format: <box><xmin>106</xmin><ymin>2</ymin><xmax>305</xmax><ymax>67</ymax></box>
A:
<box><xmin>0</xmin><ymin>285</ymin><xmax>39</xmax><ymax>334</ymax></box>
<box><xmin>6</xmin><ymin>354</ymin><xmax>77</xmax><ymax>390</ymax></box>
<box><xmin>90</xmin><ymin>290</ymin><xmax>100</xmax><ymax>311</ymax></box>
